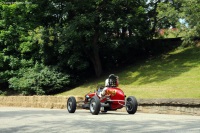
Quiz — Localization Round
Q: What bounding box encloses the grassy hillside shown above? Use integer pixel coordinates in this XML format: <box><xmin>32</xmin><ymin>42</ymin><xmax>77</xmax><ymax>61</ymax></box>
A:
<box><xmin>58</xmin><ymin>47</ymin><xmax>200</xmax><ymax>98</ymax></box>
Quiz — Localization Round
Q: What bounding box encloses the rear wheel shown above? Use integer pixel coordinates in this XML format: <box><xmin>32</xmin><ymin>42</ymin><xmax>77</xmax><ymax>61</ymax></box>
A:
<box><xmin>90</xmin><ymin>96</ymin><xmax>100</xmax><ymax>115</ymax></box>
<box><xmin>126</xmin><ymin>96</ymin><xmax>138</xmax><ymax>114</ymax></box>
<box><xmin>67</xmin><ymin>96</ymin><xmax>76</xmax><ymax>113</ymax></box>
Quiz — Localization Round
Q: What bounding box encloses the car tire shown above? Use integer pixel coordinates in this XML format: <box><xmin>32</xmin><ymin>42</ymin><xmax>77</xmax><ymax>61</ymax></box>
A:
<box><xmin>126</xmin><ymin>96</ymin><xmax>138</xmax><ymax>114</ymax></box>
<box><xmin>67</xmin><ymin>96</ymin><xmax>76</xmax><ymax>113</ymax></box>
<box><xmin>90</xmin><ymin>96</ymin><xmax>101</xmax><ymax>115</ymax></box>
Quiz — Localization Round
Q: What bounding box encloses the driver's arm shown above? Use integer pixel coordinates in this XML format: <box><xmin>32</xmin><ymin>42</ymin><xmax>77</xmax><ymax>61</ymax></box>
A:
<box><xmin>101</xmin><ymin>87</ymin><xmax>107</xmax><ymax>96</ymax></box>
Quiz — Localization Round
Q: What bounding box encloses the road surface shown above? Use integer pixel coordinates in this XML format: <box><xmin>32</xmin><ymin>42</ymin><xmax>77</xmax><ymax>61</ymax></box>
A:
<box><xmin>0</xmin><ymin>107</ymin><xmax>199</xmax><ymax>133</ymax></box>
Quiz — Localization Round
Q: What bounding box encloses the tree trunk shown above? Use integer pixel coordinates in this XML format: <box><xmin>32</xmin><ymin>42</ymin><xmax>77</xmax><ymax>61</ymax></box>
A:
<box><xmin>90</xmin><ymin>31</ymin><xmax>102</xmax><ymax>77</ymax></box>
<box><xmin>150</xmin><ymin>0</ymin><xmax>161</xmax><ymax>35</ymax></box>
<box><xmin>91</xmin><ymin>50</ymin><xmax>102</xmax><ymax>77</ymax></box>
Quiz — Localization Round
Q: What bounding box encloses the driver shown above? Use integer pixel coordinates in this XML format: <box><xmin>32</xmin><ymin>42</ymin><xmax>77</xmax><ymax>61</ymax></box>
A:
<box><xmin>98</xmin><ymin>74</ymin><xmax>119</xmax><ymax>97</ymax></box>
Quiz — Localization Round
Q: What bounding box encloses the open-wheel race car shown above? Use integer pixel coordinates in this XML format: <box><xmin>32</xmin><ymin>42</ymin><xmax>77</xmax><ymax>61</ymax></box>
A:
<box><xmin>67</xmin><ymin>74</ymin><xmax>138</xmax><ymax>115</ymax></box>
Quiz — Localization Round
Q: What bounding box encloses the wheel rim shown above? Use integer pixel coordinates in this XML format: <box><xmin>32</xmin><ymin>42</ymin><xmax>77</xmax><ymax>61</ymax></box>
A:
<box><xmin>90</xmin><ymin>100</ymin><xmax>96</xmax><ymax>113</ymax></box>
<box><xmin>126</xmin><ymin>99</ymin><xmax>133</xmax><ymax>111</ymax></box>
<box><xmin>68</xmin><ymin>99</ymin><xmax>72</xmax><ymax>111</ymax></box>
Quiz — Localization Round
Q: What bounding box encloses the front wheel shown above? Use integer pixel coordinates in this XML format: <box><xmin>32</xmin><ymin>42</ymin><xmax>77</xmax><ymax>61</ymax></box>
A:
<box><xmin>126</xmin><ymin>96</ymin><xmax>138</xmax><ymax>114</ymax></box>
<box><xmin>67</xmin><ymin>96</ymin><xmax>76</xmax><ymax>113</ymax></box>
<box><xmin>90</xmin><ymin>96</ymin><xmax>101</xmax><ymax>115</ymax></box>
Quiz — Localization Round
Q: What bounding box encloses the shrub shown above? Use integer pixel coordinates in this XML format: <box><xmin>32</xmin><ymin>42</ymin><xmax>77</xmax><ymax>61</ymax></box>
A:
<box><xmin>9</xmin><ymin>63</ymin><xmax>70</xmax><ymax>95</ymax></box>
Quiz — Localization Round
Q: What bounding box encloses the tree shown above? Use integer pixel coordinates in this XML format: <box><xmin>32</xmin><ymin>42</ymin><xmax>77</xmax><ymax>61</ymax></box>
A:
<box><xmin>151</xmin><ymin>0</ymin><xmax>200</xmax><ymax>44</ymax></box>
<box><xmin>0</xmin><ymin>0</ymin><xmax>152</xmax><ymax>95</ymax></box>
<box><xmin>177</xmin><ymin>0</ymin><xmax>200</xmax><ymax>45</ymax></box>
<box><xmin>56</xmin><ymin>0</ymin><xmax>151</xmax><ymax>77</ymax></box>
<box><xmin>147</xmin><ymin>0</ymin><xmax>179</xmax><ymax>37</ymax></box>
<box><xmin>0</xmin><ymin>1</ymin><xmax>71</xmax><ymax>94</ymax></box>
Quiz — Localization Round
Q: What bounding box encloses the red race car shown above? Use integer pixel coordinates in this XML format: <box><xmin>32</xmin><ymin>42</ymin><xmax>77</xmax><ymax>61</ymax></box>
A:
<box><xmin>67</xmin><ymin>74</ymin><xmax>138</xmax><ymax>115</ymax></box>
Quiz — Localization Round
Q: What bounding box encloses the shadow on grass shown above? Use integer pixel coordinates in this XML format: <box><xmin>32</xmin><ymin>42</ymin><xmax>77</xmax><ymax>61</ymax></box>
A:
<box><xmin>120</xmin><ymin>47</ymin><xmax>200</xmax><ymax>85</ymax></box>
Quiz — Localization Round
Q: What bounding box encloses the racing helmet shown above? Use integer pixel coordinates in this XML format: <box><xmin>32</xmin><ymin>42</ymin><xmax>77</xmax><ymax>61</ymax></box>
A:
<box><xmin>107</xmin><ymin>74</ymin><xmax>119</xmax><ymax>87</ymax></box>
<box><xmin>105</xmin><ymin>79</ymin><xmax>109</xmax><ymax>87</ymax></box>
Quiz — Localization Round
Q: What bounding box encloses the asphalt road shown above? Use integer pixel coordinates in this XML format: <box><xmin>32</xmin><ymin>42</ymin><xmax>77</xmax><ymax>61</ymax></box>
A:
<box><xmin>0</xmin><ymin>107</ymin><xmax>200</xmax><ymax>133</ymax></box>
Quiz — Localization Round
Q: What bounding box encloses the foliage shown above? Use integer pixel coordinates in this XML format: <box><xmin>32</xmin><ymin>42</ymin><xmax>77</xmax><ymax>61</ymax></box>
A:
<box><xmin>155</xmin><ymin>0</ymin><xmax>200</xmax><ymax>45</ymax></box>
<box><xmin>8</xmin><ymin>63</ymin><xmax>70</xmax><ymax>95</ymax></box>
<box><xmin>55</xmin><ymin>0</ymin><xmax>151</xmax><ymax>76</ymax></box>
<box><xmin>0</xmin><ymin>90</ymin><xmax>7</xmax><ymax>96</ymax></box>
<box><xmin>0</xmin><ymin>0</ymin><xmax>199</xmax><ymax>95</ymax></box>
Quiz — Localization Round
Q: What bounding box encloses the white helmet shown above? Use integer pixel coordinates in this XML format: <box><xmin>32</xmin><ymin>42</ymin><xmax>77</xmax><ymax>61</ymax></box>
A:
<box><xmin>105</xmin><ymin>79</ymin><xmax>109</xmax><ymax>87</ymax></box>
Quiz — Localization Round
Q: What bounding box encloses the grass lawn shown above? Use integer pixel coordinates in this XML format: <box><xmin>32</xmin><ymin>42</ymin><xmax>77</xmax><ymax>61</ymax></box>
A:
<box><xmin>58</xmin><ymin>47</ymin><xmax>200</xmax><ymax>98</ymax></box>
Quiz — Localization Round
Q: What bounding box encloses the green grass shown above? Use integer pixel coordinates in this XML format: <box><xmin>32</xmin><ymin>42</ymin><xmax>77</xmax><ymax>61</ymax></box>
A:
<box><xmin>58</xmin><ymin>47</ymin><xmax>200</xmax><ymax>98</ymax></box>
